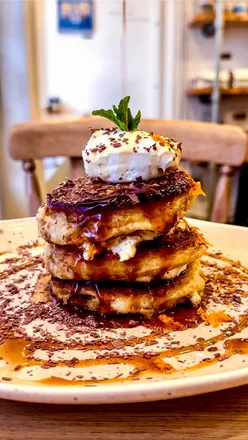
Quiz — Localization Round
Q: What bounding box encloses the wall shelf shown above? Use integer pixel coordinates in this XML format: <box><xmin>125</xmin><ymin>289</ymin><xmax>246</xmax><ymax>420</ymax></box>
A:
<box><xmin>189</xmin><ymin>12</ymin><xmax>248</xmax><ymax>28</ymax></box>
<box><xmin>186</xmin><ymin>87</ymin><xmax>248</xmax><ymax>96</ymax></box>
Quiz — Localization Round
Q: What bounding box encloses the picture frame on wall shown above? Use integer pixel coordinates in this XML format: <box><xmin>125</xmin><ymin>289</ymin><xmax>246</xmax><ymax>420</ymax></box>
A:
<box><xmin>58</xmin><ymin>0</ymin><xmax>93</xmax><ymax>35</ymax></box>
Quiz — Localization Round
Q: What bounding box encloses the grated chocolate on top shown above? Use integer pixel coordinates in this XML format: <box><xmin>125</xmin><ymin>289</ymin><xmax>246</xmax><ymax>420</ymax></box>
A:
<box><xmin>46</xmin><ymin>168</ymin><xmax>195</xmax><ymax>211</ymax></box>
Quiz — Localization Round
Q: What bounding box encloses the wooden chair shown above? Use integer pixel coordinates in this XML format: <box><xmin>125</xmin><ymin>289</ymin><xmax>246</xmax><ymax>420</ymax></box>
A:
<box><xmin>9</xmin><ymin>117</ymin><xmax>247</xmax><ymax>223</ymax></box>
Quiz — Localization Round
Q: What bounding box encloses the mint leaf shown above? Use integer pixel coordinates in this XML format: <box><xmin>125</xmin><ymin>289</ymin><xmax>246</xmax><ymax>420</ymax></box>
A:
<box><xmin>92</xmin><ymin>109</ymin><xmax>127</xmax><ymax>131</ymax></box>
<box><xmin>127</xmin><ymin>108</ymin><xmax>133</xmax><ymax>130</ymax></box>
<box><xmin>131</xmin><ymin>110</ymin><xmax>141</xmax><ymax>130</ymax></box>
<box><xmin>92</xmin><ymin>97</ymin><xmax>141</xmax><ymax>131</ymax></box>
<box><xmin>118</xmin><ymin>96</ymin><xmax>130</xmax><ymax>129</ymax></box>
<box><xmin>112</xmin><ymin>105</ymin><xmax>120</xmax><ymax>118</ymax></box>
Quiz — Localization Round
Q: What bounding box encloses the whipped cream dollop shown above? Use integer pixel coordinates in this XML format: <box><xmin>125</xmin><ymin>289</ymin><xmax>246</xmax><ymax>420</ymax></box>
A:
<box><xmin>83</xmin><ymin>128</ymin><xmax>181</xmax><ymax>182</ymax></box>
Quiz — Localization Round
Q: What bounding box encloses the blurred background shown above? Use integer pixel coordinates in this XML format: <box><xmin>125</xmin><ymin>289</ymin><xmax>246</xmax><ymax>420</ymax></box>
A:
<box><xmin>0</xmin><ymin>0</ymin><xmax>248</xmax><ymax>223</ymax></box>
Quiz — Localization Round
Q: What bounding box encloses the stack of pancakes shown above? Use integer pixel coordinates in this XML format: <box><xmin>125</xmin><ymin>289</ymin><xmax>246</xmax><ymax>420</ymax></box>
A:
<box><xmin>37</xmin><ymin>168</ymin><xmax>207</xmax><ymax>317</ymax></box>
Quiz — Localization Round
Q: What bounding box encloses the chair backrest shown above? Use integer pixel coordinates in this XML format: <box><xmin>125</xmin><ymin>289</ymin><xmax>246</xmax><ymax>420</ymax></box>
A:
<box><xmin>10</xmin><ymin>117</ymin><xmax>247</xmax><ymax>222</ymax></box>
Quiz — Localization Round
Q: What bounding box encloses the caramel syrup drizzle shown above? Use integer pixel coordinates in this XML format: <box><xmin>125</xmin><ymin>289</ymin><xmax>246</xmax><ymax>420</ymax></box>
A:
<box><xmin>1</xmin><ymin>312</ymin><xmax>248</xmax><ymax>387</ymax></box>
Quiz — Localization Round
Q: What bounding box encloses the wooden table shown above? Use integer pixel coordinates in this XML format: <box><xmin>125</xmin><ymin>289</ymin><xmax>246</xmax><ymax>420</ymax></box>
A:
<box><xmin>1</xmin><ymin>385</ymin><xmax>248</xmax><ymax>440</ymax></box>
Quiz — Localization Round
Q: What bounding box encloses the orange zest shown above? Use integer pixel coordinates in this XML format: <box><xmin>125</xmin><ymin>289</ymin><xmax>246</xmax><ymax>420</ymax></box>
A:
<box><xmin>197</xmin><ymin>308</ymin><xmax>234</xmax><ymax>328</ymax></box>
<box><xmin>195</xmin><ymin>181</ymin><xmax>206</xmax><ymax>197</ymax></box>
<box><xmin>153</xmin><ymin>357</ymin><xmax>173</xmax><ymax>371</ymax></box>
<box><xmin>191</xmin><ymin>226</ymin><xmax>211</xmax><ymax>247</ymax></box>
<box><xmin>158</xmin><ymin>314</ymin><xmax>182</xmax><ymax>329</ymax></box>
<box><xmin>152</xmin><ymin>133</ymin><xmax>169</xmax><ymax>145</ymax></box>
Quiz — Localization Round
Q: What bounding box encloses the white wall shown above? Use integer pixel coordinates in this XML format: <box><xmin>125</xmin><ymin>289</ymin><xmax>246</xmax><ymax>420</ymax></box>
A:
<box><xmin>46</xmin><ymin>0</ymin><xmax>248</xmax><ymax>124</ymax></box>
<box><xmin>43</xmin><ymin>0</ymin><xmax>163</xmax><ymax>118</ymax></box>
<box><xmin>0</xmin><ymin>0</ymin><xmax>30</xmax><ymax>219</ymax></box>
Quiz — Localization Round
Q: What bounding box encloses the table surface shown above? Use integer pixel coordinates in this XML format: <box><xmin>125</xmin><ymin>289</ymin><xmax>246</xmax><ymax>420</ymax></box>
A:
<box><xmin>0</xmin><ymin>385</ymin><xmax>248</xmax><ymax>440</ymax></box>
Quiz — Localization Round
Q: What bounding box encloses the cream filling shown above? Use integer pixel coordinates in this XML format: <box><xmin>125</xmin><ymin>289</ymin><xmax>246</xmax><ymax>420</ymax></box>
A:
<box><xmin>162</xmin><ymin>264</ymin><xmax>187</xmax><ymax>279</ymax></box>
<box><xmin>189</xmin><ymin>291</ymin><xmax>202</xmax><ymax>306</ymax></box>
<box><xmin>106</xmin><ymin>231</ymin><xmax>157</xmax><ymax>262</ymax></box>
<box><xmin>77</xmin><ymin>241</ymin><xmax>100</xmax><ymax>261</ymax></box>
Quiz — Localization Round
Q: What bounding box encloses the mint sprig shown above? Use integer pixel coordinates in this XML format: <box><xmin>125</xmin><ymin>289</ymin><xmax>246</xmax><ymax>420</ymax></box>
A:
<box><xmin>92</xmin><ymin>96</ymin><xmax>141</xmax><ymax>131</ymax></box>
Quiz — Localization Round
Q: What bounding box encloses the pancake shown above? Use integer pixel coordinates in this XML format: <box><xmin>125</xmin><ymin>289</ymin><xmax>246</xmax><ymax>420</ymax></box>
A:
<box><xmin>51</xmin><ymin>261</ymin><xmax>205</xmax><ymax>317</ymax></box>
<box><xmin>37</xmin><ymin>168</ymin><xmax>203</xmax><ymax>246</ymax></box>
<box><xmin>44</xmin><ymin>226</ymin><xmax>207</xmax><ymax>282</ymax></box>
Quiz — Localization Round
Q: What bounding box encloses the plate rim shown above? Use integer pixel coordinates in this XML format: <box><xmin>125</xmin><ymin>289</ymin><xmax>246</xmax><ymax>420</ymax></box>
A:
<box><xmin>0</xmin><ymin>216</ymin><xmax>248</xmax><ymax>404</ymax></box>
<box><xmin>0</xmin><ymin>365</ymin><xmax>248</xmax><ymax>404</ymax></box>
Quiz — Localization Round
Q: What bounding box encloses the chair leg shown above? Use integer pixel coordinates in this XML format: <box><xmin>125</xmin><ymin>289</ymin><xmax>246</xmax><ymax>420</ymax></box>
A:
<box><xmin>23</xmin><ymin>160</ymin><xmax>42</xmax><ymax>217</ymax></box>
<box><xmin>211</xmin><ymin>165</ymin><xmax>235</xmax><ymax>224</ymax></box>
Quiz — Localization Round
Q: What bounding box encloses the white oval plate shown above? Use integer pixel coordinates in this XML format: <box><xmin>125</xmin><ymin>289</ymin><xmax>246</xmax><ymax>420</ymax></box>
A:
<box><xmin>0</xmin><ymin>217</ymin><xmax>247</xmax><ymax>404</ymax></box>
